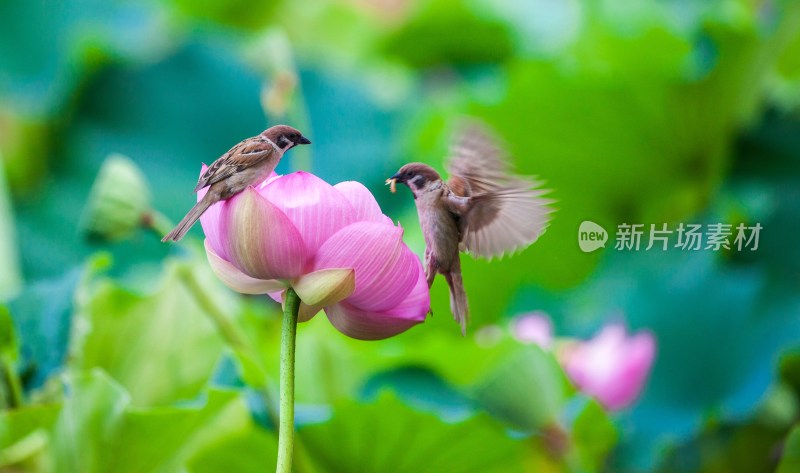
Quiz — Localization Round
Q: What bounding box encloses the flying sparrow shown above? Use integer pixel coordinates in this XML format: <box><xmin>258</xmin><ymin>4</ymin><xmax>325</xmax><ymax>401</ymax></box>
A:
<box><xmin>162</xmin><ymin>124</ymin><xmax>311</xmax><ymax>242</ymax></box>
<box><xmin>386</xmin><ymin>121</ymin><xmax>553</xmax><ymax>334</ymax></box>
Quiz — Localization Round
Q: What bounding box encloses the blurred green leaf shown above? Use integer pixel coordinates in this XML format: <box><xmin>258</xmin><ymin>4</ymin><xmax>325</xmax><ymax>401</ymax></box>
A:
<box><xmin>186</xmin><ymin>422</ymin><xmax>278</xmax><ymax>473</ymax></box>
<box><xmin>244</xmin><ymin>310</ymin><xmax>548</xmax><ymax>406</ymax></box>
<box><xmin>298</xmin><ymin>393</ymin><xmax>528</xmax><ymax>473</ymax></box>
<box><xmin>49</xmin><ymin>369</ymin><xmax>251</xmax><ymax>473</ymax></box>
<box><xmin>16</xmin><ymin>42</ymin><xmax>267</xmax><ymax>281</ymax></box>
<box><xmin>510</xmin><ymin>245</ymin><xmax>800</xmax><ymax>471</ymax></box>
<box><xmin>0</xmin><ymin>0</ymin><xmax>173</xmax><ymax>117</ymax></box>
<box><xmin>362</xmin><ymin>366</ymin><xmax>475</xmax><ymax>422</ymax></box>
<box><xmin>171</xmin><ymin>0</ymin><xmax>277</xmax><ymax>30</ymax></box>
<box><xmin>0</xmin><ymin>306</ymin><xmax>24</xmax><ymax>409</ymax></box>
<box><xmin>0</xmin><ymin>110</ymin><xmax>50</xmax><ymax>196</ymax></box>
<box><xmin>471</xmin><ymin>345</ymin><xmax>571</xmax><ymax>430</ymax></box>
<box><xmin>70</xmin><ymin>258</ymin><xmax>229</xmax><ymax>406</ymax></box>
<box><xmin>400</xmin><ymin>0</ymin><xmax>800</xmax><ymax>329</ymax></box>
<box><xmin>381</xmin><ymin>0</ymin><xmax>514</xmax><ymax>67</ymax></box>
<box><xmin>729</xmin><ymin>111</ymin><xmax>800</xmax><ymax>282</ymax></box>
<box><xmin>0</xmin><ymin>403</ymin><xmax>60</xmax><ymax>468</ymax></box>
<box><xmin>660</xmin><ymin>419</ymin><xmax>787</xmax><ymax>473</ymax></box>
<box><xmin>0</xmin><ymin>162</ymin><xmax>21</xmax><ymax>300</ymax></box>
<box><xmin>778</xmin><ymin>425</ymin><xmax>800</xmax><ymax>473</ymax></box>
<box><xmin>1</xmin><ymin>369</ymin><xmax>260</xmax><ymax>473</ymax></box>
<box><xmin>8</xmin><ymin>260</ymin><xmax>96</xmax><ymax>389</ymax></box>
<box><xmin>0</xmin><ymin>307</ymin><xmax>17</xmax><ymax>364</ymax></box>
<box><xmin>570</xmin><ymin>399</ymin><xmax>618</xmax><ymax>473</ymax></box>
<box><xmin>767</xmin><ymin>1</ymin><xmax>800</xmax><ymax>107</ymax></box>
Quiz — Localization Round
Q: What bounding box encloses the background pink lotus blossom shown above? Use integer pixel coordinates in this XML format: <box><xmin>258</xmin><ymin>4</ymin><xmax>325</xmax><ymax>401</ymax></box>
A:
<box><xmin>198</xmin><ymin>168</ymin><xmax>430</xmax><ymax>340</ymax></box>
<box><xmin>510</xmin><ymin>311</ymin><xmax>553</xmax><ymax>348</ymax></box>
<box><xmin>563</xmin><ymin>324</ymin><xmax>656</xmax><ymax>411</ymax></box>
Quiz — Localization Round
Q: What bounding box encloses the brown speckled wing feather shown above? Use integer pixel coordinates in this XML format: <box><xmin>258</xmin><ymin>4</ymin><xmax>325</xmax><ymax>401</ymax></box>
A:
<box><xmin>194</xmin><ymin>137</ymin><xmax>276</xmax><ymax>192</ymax></box>
<box><xmin>446</xmin><ymin>120</ymin><xmax>519</xmax><ymax>196</ymax></box>
<box><xmin>445</xmin><ymin>119</ymin><xmax>554</xmax><ymax>259</ymax></box>
<box><xmin>456</xmin><ymin>185</ymin><xmax>554</xmax><ymax>259</ymax></box>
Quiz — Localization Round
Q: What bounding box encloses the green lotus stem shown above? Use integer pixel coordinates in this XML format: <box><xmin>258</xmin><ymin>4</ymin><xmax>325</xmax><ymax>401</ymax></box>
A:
<box><xmin>181</xmin><ymin>259</ymin><xmax>316</xmax><ymax>473</ymax></box>
<box><xmin>180</xmin><ymin>267</ymin><xmax>252</xmax><ymax>356</ymax></box>
<box><xmin>276</xmin><ymin>288</ymin><xmax>300</xmax><ymax>473</ymax></box>
<box><xmin>156</xmin><ymin>213</ymin><xmax>312</xmax><ymax>472</ymax></box>
<box><xmin>142</xmin><ymin>210</ymin><xmax>176</xmax><ymax>240</ymax></box>
<box><xmin>1</xmin><ymin>361</ymin><xmax>24</xmax><ymax>409</ymax></box>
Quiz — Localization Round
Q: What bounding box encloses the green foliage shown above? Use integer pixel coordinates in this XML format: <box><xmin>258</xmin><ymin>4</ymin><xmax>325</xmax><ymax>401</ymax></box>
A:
<box><xmin>8</xmin><ymin>265</ymin><xmax>87</xmax><ymax>388</ymax></box>
<box><xmin>0</xmin><ymin>163</ymin><xmax>21</xmax><ymax>300</ymax></box>
<box><xmin>471</xmin><ymin>345</ymin><xmax>571</xmax><ymax>430</ymax></box>
<box><xmin>0</xmin><ymin>369</ymin><xmax>257</xmax><ymax>473</ymax></box>
<box><xmin>572</xmin><ymin>400</ymin><xmax>618</xmax><ymax>473</ymax></box>
<box><xmin>298</xmin><ymin>393</ymin><xmax>528</xmax><ymax>473</ymax></box>
<box><xmin>186</xmin><ymin>426</ymin><xmax>278</xmax><ymax>473</ymax></box>
<box><xmin>0</xmin><ymin>307</ymin><xmax>17</xmax><ymax>363</ymax></box>
<box><xmin>2</xmin><ymin>0</ymin><xmax>800</xmax><ymax>471</ymax></box>
<box><xmin>70</xmin><ymin>258</ymin><xmax>227</xmax><ymax>406</ymax></box>
<box><xmin>778</xmin><ymin>425</ymin><xmax>800</xmax><ymax>473</ymax></box>
<box><xmin>381</xmin><ymin>0</ymin><xmax>514</xmax><ymax>68</ymax></box>
<box><xmin>0</xmin><ymin>403</ymin><xmax>60</xmax><ymax>469</ymax></box>
<box><xmin>171</xmin><ymin>0</ymin><xmax>278</xmax><ymax>30</ymax></box>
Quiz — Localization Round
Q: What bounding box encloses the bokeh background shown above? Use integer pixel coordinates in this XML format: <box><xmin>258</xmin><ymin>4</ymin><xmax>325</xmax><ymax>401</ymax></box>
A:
<box><xmin>2</xmin><ymin>0</ymin><xmax>800</xmax><ymax>472</ymax></box>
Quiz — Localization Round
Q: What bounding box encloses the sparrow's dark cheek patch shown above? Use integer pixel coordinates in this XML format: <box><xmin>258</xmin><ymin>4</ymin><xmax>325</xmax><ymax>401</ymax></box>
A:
<box><xmin>410</xmin><ymin>175</ymin><xmax>426</xmax><ymax>187</ymax></box>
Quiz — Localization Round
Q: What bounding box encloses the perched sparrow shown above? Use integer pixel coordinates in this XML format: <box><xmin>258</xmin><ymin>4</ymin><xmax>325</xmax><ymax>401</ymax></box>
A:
<box><xmin>387</xmin><ymin>121</ymin><xmax>553</xmax><ymax>334</ymax></box>
<box><xmin>162</xmin><ymin>125</ymin><xmax>311</xmax><ymax>242</ymax></box>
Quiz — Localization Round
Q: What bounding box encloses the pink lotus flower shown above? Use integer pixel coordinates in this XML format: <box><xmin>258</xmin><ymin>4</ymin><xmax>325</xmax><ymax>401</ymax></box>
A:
<box><xmin>563</xmin><ymin>325</ymin><xmax>656</xmax><ymax>411</ymax></box>
<box><xmin>510</xmin><ymin>311</ymin><xmax>553</xmax><ymax>348</ymax></box>
<box><xmin>198</xmin><ymin>169</ymin><xmax>430</xmax><ymax>340</ymax></box>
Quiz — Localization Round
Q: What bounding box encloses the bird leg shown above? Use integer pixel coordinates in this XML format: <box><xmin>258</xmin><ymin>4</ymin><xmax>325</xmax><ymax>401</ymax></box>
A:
<box><xmin>424</xmin><ymin>248</ymin><xmax>437</xmax><ymax>288</ymax></box>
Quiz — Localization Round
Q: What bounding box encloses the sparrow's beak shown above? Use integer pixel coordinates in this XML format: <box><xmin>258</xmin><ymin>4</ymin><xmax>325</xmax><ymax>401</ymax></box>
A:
<box><xmin>297</xmin><ymin>135</ymin><xmax>312</xmax><ymax>145</ymax></box>
<box><xmin>386</xmin><ymin>171</ymin><xmax>402</xmax><ymax>193</ymax></box>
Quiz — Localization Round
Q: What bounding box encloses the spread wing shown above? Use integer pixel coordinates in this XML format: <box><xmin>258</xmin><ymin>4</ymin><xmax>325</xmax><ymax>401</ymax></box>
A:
<box><xmin>446</xmin><ymin>120</ymin><xmax>521</xmax><ymax>197</ymax></box>
<box><xmin>450</xmin><ymin>185</ymin><xmax>554</xmax><ymax>259</ymax></box>
<box><xmin>194</xmin><ymin>137</ymin><xmax>276</xmax><ymax>192</ymax></box>
<box><xmin>445</xmin><ymin>120</ymin><xmax>554</xmax><ymax>259</ymax></box>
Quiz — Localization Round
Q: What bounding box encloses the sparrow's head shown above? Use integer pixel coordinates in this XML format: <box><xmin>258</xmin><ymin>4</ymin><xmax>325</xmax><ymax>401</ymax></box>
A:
<box><xmin>262</xmin><ymin>125</ymin><xmax>311</xmax><ymax>150</ymax></box>
<box><xmin>386</xmin><ymin>163</ymin><xmax>441</xmax><ymax>194</ymax></box>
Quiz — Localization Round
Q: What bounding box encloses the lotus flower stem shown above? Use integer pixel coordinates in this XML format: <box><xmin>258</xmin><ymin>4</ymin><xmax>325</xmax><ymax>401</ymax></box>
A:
<box><xmin>179</xmin><ymin>266</ymin><xmax>253</xmax><ymax>355</ymax></box>
<box><xmin>277</xmin><ymin>288</ymin><xmax>300</xmax><ymax>473</ymax></box>
<box><xmin>0</xmin><ymin>362</ymin><xmax>24</xmax><ymax>408</ymax></box>
<box><xmin>177</xmin><ymin>251</ymin><xmax>316</xmax><ymax>473</ymax></box>
<box><xmin>142</xmin><ymin>210</ymin><xmax>178</xmax><ymax>240</ymax></box>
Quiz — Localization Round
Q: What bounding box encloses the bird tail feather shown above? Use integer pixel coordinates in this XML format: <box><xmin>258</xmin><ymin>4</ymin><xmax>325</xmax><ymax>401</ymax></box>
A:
<box><xmin>161</xmin><ymin>198</ymin><xmax>212</xmax><ymax>242</ymax></box>
<box><xmin>445</xmin><ymin>260</ymin><xmax>469</xmax><ymax>336</ymax></box>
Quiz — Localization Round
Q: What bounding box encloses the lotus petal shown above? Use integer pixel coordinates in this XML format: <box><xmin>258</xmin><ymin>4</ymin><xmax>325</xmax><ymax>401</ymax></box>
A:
<box><xmin>293</xmin><ymin>268</ymin><xmax>356</xmax><ymax>307</ymax></box>
<box><xmin>333</xmin><ymin>181</ymin><xmax>385</xmax><ymax>223</ymax></box>
<box><xmin>204</xmin><ymin>240</ymin><xmax>286</xmax><ymax>294</ymax></box>
<box><xmin>324</xmin><ymin>302</ymin><xmax>423</xmax><ymax>340</ymax></box>
<box><xmin>314</xmin><ymin>221</ymin><xmax>421</xmax><ymax>312</ymax></box>
<box><xmin>260</xmin><ymin>172</ymin><xmax>356</xmax><ymax>255</ymax></box>
<box><xmin>221</xmin><ymin>187</ymin><xmax>309</xmax><ymax>280</ymax></box>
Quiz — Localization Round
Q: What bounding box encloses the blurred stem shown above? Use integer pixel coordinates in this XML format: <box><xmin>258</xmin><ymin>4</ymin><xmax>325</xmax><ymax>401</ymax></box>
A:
<box><xmin>0</xmin><ymin>360</ymin><xmax>23</xmax><ymax>409</ymax></box>
<box><xmin>181</xmin><ymin>267</ymin><xmax>315</xmax><ymax>473</ymax></box>
<box><xmin>277</xmin><ymin>288</ymin><xmax>299</xmax><ymax>473</ymax></box>
<box><xmin>180</xmin><ymin>264</ymin><xmax>276</xmax><ymax>413</ymax></box>
<box><xmin>142</xmin><ymin>210</ymin><xmax>175</xmax><ymax>239</ymax></box>
<box><xmin>180</xmin><ymin>268</ymin><xmax>252</xmax><ymax>355</ymax></box>
<box><xmin>160</xmin><ymin>215</ymin><xmax>312</xmax><ymax>472</ymax></box>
